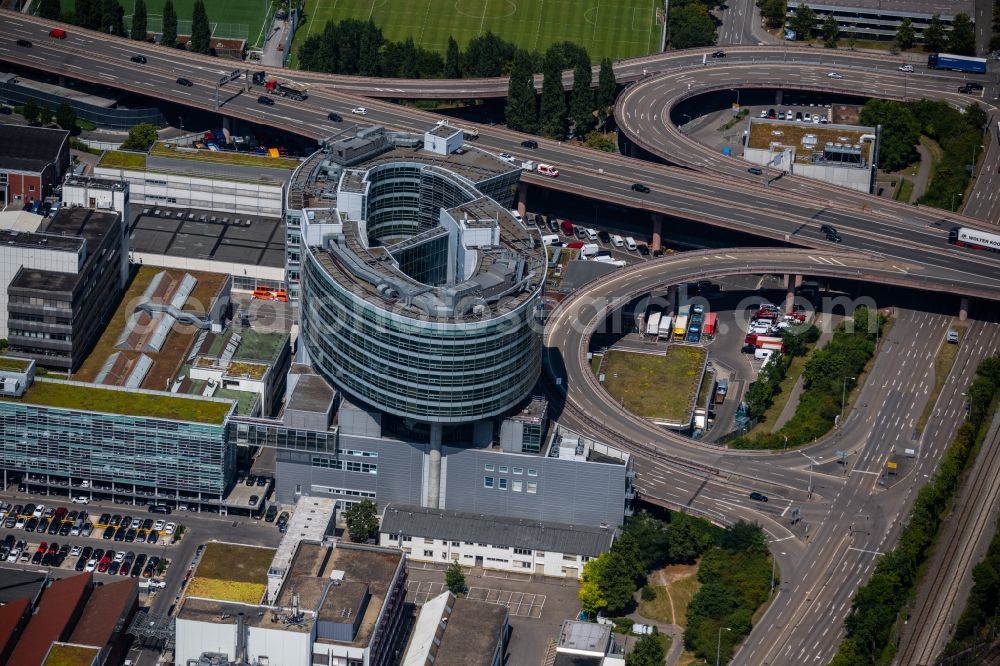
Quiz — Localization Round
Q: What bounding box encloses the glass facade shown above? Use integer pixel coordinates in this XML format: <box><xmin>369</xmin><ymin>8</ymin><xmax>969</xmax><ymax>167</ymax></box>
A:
<box><xmin>0</xmin><ymin>402</ymin><xmax>232</xmax><ymax>494</ymax></box>
<box><xmin>301</xmin><ymin>252</ymin><xmax>541</xmax><ymax>422</ymax></box>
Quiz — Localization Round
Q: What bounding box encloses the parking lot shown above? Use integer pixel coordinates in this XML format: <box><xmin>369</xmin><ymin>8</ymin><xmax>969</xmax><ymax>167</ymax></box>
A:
<box><xmin>406</xmin><ymin>579</ymin><xmax>547</xmax><ymax>618</ymax></box>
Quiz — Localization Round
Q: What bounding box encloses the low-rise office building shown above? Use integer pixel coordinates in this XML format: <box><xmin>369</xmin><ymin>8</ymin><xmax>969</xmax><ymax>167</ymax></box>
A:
<box><xmin>786</xmin><ymin>0</ymin><xmax>973</xmax><ymax>40</ymax></box>
<box><xmin>379</xmin><ymin>504</ymin><xmax>616</xmax><ymax>579</ymax></box>
<box><xmin>0</xmin><ymin>124</ymin><xmax>70</xmax><ymax>207</ymax></box>
<box><xmin>553</xmin><ymin>621</ymin><xmax>625</xmax><ymax>666</ymax></box>
<box><xmin>403</xmin><ymin>591</ymin><xmax>508</xmax><ymax>666</ymax></box>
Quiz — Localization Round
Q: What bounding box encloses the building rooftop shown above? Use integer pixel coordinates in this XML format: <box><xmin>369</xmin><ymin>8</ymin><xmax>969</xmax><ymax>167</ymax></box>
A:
<box><xmin>280</xmin><ymin>541</ymin><xmax>402</xmax><ymax>648</ymax></box>
<box><xmin>0</xmin><ymin>568</ymin><xmax>48</xmax><ymax>605</ymax></box>
<box><xmin>67</xmin><ymin>578</ymin><xmax>137</xmax><ymax>648</ymax></box>
<box><xmin>42</xmin><ymin>643</ymin><xmax>101</xmax><ymax>666</ymax></box>
<box><xmin>0</xmin><ymin>598</ymin><xmax>30</xmax><ymax>658</ymax></box>
<box><xmin>434</xmin><ymin>598</ymin><xmax>508</xmax><ymax>666</ymax></box>
<box><xmin>64</xmin><ymin>175</ymin><xmax>128</xmax><ymax>192</ymax></box>
<box><xmin>797</xmin><ymin>0</ymin><xmax>971</xmax><ymax>19</ymax></box>
<box><xmin>9</xmin><ymin>573</ymin><xmax>92</xmax><ymax>666</ymax></box>
<box><xmin>381</xmin><ymin>505</ymin><xmax>616</xmax><ymax>558</ymax></box>
<box><xmin>177</xmin><ymin>596</ymin><xmax>313</xmax><ymax>634</ymax></box>
<box><xmin>557</xmin><ymin>620</ymin><xmax>613</xmax><ymax>655</ymax></box>
<box><xmin>0</xmin><ymin>123</ymin><xmax>68</xmax><ymax>173</ymax></box>
<box><xmin>286</xmin><ymin>372</ymin><xmax>336</xmax><ymax>414</ymax></box>
<box><xmin>747</xmin><ymin>118</ymin><xmax>876</xmax><ymax>168</ymax></box>
<box><xmin>0</xmin><ymin>378</ymin><xmax>234</xmax><ymax>425</ymax></box>
<box><xmin>0</xmin><ymin>356</ymin><xmax>32</xmax><ymax>372</ymax></box>
<box><xmin>129</xmin><ymin>204</ymin><xmax>286</xmax><ymax>269</ymax></box>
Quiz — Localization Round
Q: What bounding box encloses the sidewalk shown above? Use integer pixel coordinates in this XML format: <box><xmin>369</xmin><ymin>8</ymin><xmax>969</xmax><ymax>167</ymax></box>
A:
<box><xmin>771</xmin><ymin>316</ymin><xmax>833</xmax><ymax>432</ymax></box>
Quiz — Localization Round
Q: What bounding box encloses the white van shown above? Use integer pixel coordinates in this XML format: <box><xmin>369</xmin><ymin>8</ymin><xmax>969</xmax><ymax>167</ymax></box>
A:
<box><xmin>611</xmin><ymin>234</ymin><xmax>625</xmax><ymax>247</ymax></box>
<box><xmin>754</xmin><ymin>348</ymin><xmax>774</xmax><ymax>361</ymax></box>
<box><xmin>541</xmin><ymin>234</ymin><xmax>560</xmax><ymax>247</ymax></box>
<box><xmin>625</xmin><ymin>237</ymin><xmax>638</xmax><ymax>251</ymax></box>
<box><xmin>581</xmin><ymin>243</ymin><xmax>599</xmax><ymax>257</ymax></box>
<box><xmin>585</xmin><ymin>228</ymin><xmax>599</xmax><ymax>241</ymax></box>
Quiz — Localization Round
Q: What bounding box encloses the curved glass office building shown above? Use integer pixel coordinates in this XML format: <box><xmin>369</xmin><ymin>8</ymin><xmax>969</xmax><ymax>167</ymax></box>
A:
<box><xmin>298</xmin><ymin>128</ymin><xmax>545</xmax><ymax>424</ymax></box>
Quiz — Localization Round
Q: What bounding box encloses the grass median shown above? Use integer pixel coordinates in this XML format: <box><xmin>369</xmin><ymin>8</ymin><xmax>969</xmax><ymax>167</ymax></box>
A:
<box><xmin>915</xmin><ymin>323</ymin><xmax>966</xmax><ymax>435</ymax></box>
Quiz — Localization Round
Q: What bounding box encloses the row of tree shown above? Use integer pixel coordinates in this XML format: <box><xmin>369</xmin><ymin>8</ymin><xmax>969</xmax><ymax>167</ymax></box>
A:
<box><xmin>17</xmin><ymin>98</ymin><xmax>78</xmax><ymax>131</ymax></box>
<box><xmin>667</xmin><ymin>0</ymin><xmax>720</xmax><ymax>50</ymax></box>
<box><xmin>732</xmin><ymin>307</ymin><xmax>884</xmax><ymax>450</ymax></box>
<box><xmin>860</xmin><ymin>98</ymin><xmax>987</xmax><ymax>210</ymax></box>
<box><xmin>786</xmin><ymin>3</ymin><xmax>977</xmax><ymax>55</ymax></box>
<box><xmin>742</xmin><ymin>324</ymin><xmax>820</xmax><ymax>421</ymax></box>
<box><xmin>831</xmin><ymin>356</ymin><xmax>1000</xmax><ymax>664</ymax></box>
<box><xmin>37</xmin><ymin>0</ymin><xmax>213</xmax><ymax>54</ymax></box>
<box><xmin>506</xmin><ymin>45</ymin><xmax>618</xmax><ymax>139</ymax></box>
<box><xmin>683</xmin><ymin>521</ymin><xmax>772</xmax><ymax>664</ymax></box>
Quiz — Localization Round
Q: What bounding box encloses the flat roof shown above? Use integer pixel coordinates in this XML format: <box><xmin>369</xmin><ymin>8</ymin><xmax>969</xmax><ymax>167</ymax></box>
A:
<box><xmin>129</xmin><ymin>204</ymin><xmax>285</xmax><ymax>269</ymax></box>
<box><xmin>43</xmin><ymin>643</ymin><xmax>101</xmax><ymax>666</ymax></box>
<box><xmin>434</xmin><ymin>598</ymin><xmax>508</xmax><ymax>666</ymax></box>
<box><xmin>0</xmin><ymin>356</ymin><xmax>32</xmax><ymax>372</ymax></box>
<box><xmin>280</xmin><ymin>541</ymin><xmax>402</xmax><ymax>648</ymax></box>
<box><xmin>1</xmin><ymin>378</ymin><xmax>233</xmax><ymax>425</ymax></box>
<box><xmin>796</xmin><ymin>0</ymin><xmax>970</xmax><ymax>19</ymax></box>
<box><xmin>381</xmin><ymin>504</ymin><xmax>616</xmax><ymax>558</ymax></box>
<box><xmin>558</xmin><ymin>620</ymin><xmax>612</xmax><ymax>653</ymax></box>
<box><xmin>747</xmin><ymin>118</ymin><xmax>876</xmax><ymax>165</ymax></box>
<box><xmin>177</xmin><ymin>597</ymin><xmax>312</xmax><ymax>634</ymax></box>
<box><xmin>287</xmin><ymin>372</ymin><xmax>336</xmax><ymax>414</ymax></box>
<box><xmin>0</xmin><ymin>568</ymin><xmax>48</xmax><ymax>604</ymax></box>
<box><xmin>0</xmin><ymin>123</ymin><xmax>68</xmax><ymax>173</ymax></box>
<box><xmin>64</xmin><ymin>175</ymin><xmax>127</xmax><ymax>191</ymax></box>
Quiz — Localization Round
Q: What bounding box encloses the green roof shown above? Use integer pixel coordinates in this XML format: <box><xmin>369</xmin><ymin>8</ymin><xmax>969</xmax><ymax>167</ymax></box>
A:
<box><xmin>0</xmin><ymin>356</ymin><xmax>31</xmax><ymax>372</ymax></box>
<box><xmin>44</xmin><ymin>643</ymin><xmax>99</xmax><ymax>666</ymax></box>
<box><xmin>2</xmin><ymin>380</ymin><xmax>233</xmax><ymax>425</ymax></box>
<box><xmin>233</xmin><ymin>329</ymin><xmax>288</xmax><ymax>363</ymax></box>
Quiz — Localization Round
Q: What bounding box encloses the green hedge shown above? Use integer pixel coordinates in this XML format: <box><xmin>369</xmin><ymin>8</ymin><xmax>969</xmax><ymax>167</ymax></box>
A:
<box><xmin>831</xmin><ymin>356</ymin><xmax>1000</xmax><ymax>665</ymax></box>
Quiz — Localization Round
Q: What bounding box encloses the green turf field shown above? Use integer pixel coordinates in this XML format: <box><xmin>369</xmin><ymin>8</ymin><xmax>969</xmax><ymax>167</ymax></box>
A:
<box><xmin>293</xmin><ymin>0</ymin><xmax>662</xmax><ymax>64</ymax></box>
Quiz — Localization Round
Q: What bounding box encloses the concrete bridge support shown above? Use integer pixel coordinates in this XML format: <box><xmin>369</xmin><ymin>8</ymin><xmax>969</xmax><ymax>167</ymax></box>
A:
<box><xmin>775</xmin><ymin>90</ymin><xmax>783</xmax><ymax>106</ymax></box>
<box><xmin>517</xmin><ymin>183</ymin><xmax>528</xmax><ymax>217</ymax></box>
<box><xmin>959</xmin><ymin>297</ymin><xmax>970</xmax><ymax>321</ymax></box>
<box><xmin>424</xmin><ymin>423</ymin><xmax>443</xmax><ymax>509</ymax></box>
<box><xmin>651</xmin><ymin>213</ymin><xmax>664</xmax><ymax>251</ymax></box>
<box><xmin>784</xmin><ymin>274</ymin><xmax>802</xmax><ymax>314</ymax></box>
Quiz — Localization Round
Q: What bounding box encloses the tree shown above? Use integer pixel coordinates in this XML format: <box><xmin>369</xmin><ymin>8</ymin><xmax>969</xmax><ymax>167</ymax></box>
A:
<box><xmin>505</xmin><ymin>49</ymin><xmax>538</xmax><ymax>133</ymax></box>
<box><xmin>579</xmin><ymin>556</ymin><xmax>609</xmax><ymax>614</ymax></box>
<box><xmin>822</xmin><ymin>14</ymin><xmax>839</xmax><ymax>47</ymax></box>
<box><xmin>101</xmin><ymin>0</ymin><xmax>117</xmax><ymax>32</ymax></box>
<box><xmin>161</xmin><ymin>0</ymin><xmax>177</xmax><ymax>47</ymax></box>
<box><xmin>569</xmin><ymin>48</ymin><xmax>594</xmax><ymax>135</ymax></box>
<box><xmin>923</xmin><ymin>14</ymin><xmax>947</xmax><ymax>53</ymax></box>
<box><xmin>358</xmin><ymin>20</ymin><xmax>383</xmax><ymax>76</ymax></box>
<box><xmin>626</xmin><ymin>632</ymin><xmax>665</xmax><ymax>666</ymax></box>
<box><xmin>131</xmin><ymin>0</ymin><xmax>147</xmax><ymax>40</ymax></box>
<box><xmin>597</xmin><ymin>57</ymin><xmax>617</xmax><ymax>109</ymax></box>
<box><xmin>444</xmin><ymin>36</ymin><xmax>461</xmax><ymax>78</ymax></box>
<box><xmin>463</xmin><ymin>31</ymin><xmax>515</xmax><ymax>77</ymax></box>
<box><xmin>948</xmin><ymin>13</ymin><xmax>976</xmax><ymax>55</ymax></box>
<box><xmin>964</xmin><ymin>102</ymin><xmax>987</xmax><ymax>131</ymax></box>
<box><xmin>39</xmin><ymin>103</ymin><xmax>53</xmax><ymax>125</ymax></box>
<box><xmin>445</xmin><ymin>561</ymin><xmax>465</xmax><ymax>594</ymax></box>
<box><xmin>598</xmin><ymin>551</ymin><xmax>637</xmax><ymax>613</ymax></box>
<box><xmin>789</xmin><ymin>3</ymin><xmax>817</xmax><ymax>40</ymax></box>
<box><xmin>859</xmin><ymin>99</ymin><xmax>920</xmax><ymax>171</ymax></box>
<box><xmin>895</xmin><ymin>17</ymin><xmax>915</xmax><ymax>50</ymax></box>
<box><xmin>121</xmin><ymin>122</ymin><xmax>158</xmax><ymax>150</ymax></box>
<box><xmin>189</xmin><ymin>0</ymin><xmax>211</xmax><ymax>54</ymax></box>
<box><xmin>668</xmin><ymin>3</ymin><xmax>717</xmax><ymax>49</ymax></box>
<box><xmin>343</xmin><ymin>498</ymin><xmax>378</xmax><ymax>543</ymax></box>
<box><xmin>992</xmin><ymin>0</ymin><xmax>1000</xmax><ymax>50</ymax></box>
<box><xmin>75</xmin><ymin>0</ymin><xmax>91</xmax><ymax>27</ymax></box>
<box><xmin>56</xmin><ymin>102</ymin><xmax>77</xmax><ymax>131</ymax></box>
<box><xmin>22</xmin><ymin>98</ymin><xmax>40</xmax><ymax>125</ymax></box>
<box><xmin>757</xmin><ymin>0</ymin><xmax>786</xmax><ymax>29</ymax></box>
<box><xmin>538</xmin><ymin>46</ymin><xmax>568</xmax><ymax>139</ymax></box>
<box><xmin>110</xmin><ymin>0</ymin><xmax>126</xmax><ymax>36</ymax></box>
<box><xmin>38</xmin><ymin>0</ymin><xmax>61</xmax><ymax>20</ymax></box>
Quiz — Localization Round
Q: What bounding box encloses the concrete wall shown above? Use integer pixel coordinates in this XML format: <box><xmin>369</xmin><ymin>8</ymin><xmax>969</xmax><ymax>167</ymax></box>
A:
<box><xmin>743</xmin><ymin>147</ymin><xmax>872</xmax><ymax>193</ymax></box>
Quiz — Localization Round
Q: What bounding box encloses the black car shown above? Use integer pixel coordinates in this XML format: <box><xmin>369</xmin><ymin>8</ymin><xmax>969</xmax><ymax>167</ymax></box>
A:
<box><xmin>820</xmin><ymin>224</ymin><xmax>837</xmax><ymax>236</ymax></box>
<box><xmin>16</xmin><ymin>39</ymin><xmax>32</xmax><ymax>47</ymax></box>
<box><xmin>48</xmin><ymin>520</ymin><xmax>61</xmax><ymax>535</ymax></box>
<box><xmin>597</xmin><ymin>231</ymin><xmax>611</xmax><ymax>243</ymax></box>
<box><xmin>327</xmin><ymin>112</ymin><xmax>343</xmax><ymax>122</ymax></box>
<box><xmin>59</xmin><ymin>523</ymin><xmax>72</xmax><ymax>536</ymax></box>
<box><xmin>75</xmin><ymin>556</ymin><xmax>87</xmax><ymax>571</ymax></box>
<box><xmin>265</xmin><ymin>505</ymin><xmax>278</xmax><ymax>522</ymax></box>
<box><xmin>637</xmin><ymin>244</ymin><xmax>650</xmax><ymax>256</ymax></box>
<box><xmin>631</xmin><ymin>183</ymin><xmax>650</xmax><ymax>193</ymax></box>
<box><xmin>114</xmin><ymin>526</ymin><xmax>126</xmax><ymax>541</ymax></box>
<box><xmin>257</xmin><ymin>95</ymin><xmax>274</xmax><ymax>106</ymax></box>
<box><xmin>103</xmin><ymin>526</ymin><xmax>115</xmax><ymax>540</ymax></box>
<box><xmin>747</xmin><ymin>166</ymin><xmax>763</xmax><ymax>175</ymax></box>
<box><xmin>249</xmin><ymin>495</ymin><xmax>259</xmax><ymax>506</ymax></box>
<box><xmin>826</xmin><ymin>232</ymin><xmax>842</xmax><ymax>243</ymax></box>
<box><xmin>142</xmin><ymin>518</ymin><xmax>154</xmax><ymax>530</ymax></box>
<box><xmin>256</xmin><ymin>476</ymin><xmax>268</xmax><ymax>487</ymax></box>
<box><xmin>147</xmin><ymin>530</ymin><xmax>159</xmax><ymax>543</ymax></box>
<box><xmin>741</xmin><ymin>343</ymin><xmax>757</xmax><ymax>354</ymax></box>
<box><xmin>130</xmin><ymin>54</ymin><xmax>147</xmax><ymax>64</ymax></box>
<box><xmin>245</xmin><ymin>476</ymin><xmax>256</xmax><ymax>486</ymax></box>
<box><xmin>176</xmin><ymin>77</ymin><xmax>193</xmax><ymax>86</ymax></box>
<box><xmin>521</xmin><ymin>139</ymin><xmax>538</xmax><ymax>149</ymax></box>
<box><xmin>749</xmin><ymin>492</ymin><xmax>769</xmax><ymax>502</ymax></box>
<box><xmin>81</xmin><ymin>546</ymin><xmax>93</xmax><ymax>560</ymax></box>
<box><xmin>32</xmin><ymin>550</ymin><xmax>43</xmax><ymax>565</ymax></box>
<box><xmin>125</xmin><ymin>529</ymin><xmax>137</xmax><ymax>543</ymax></box>
<box><xmin>711</xmin><ymin>50</ymin><xmax>726</xmax><ymax>58</ymax></box>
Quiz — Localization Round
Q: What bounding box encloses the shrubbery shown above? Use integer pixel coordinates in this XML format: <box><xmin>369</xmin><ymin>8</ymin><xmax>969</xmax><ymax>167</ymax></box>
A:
<box><xmin>831</xmin><ymin>356</ymin><xmax>1000</xmax><ymax>665</ymax></box>
<box><xmin>731</xmin><ymin>309</ymin><xmax>883</xmax><ymax>449</ymax></box>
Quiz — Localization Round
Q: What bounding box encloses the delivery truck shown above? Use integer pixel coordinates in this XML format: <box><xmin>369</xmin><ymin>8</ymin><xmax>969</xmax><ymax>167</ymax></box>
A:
<box><xmin>927</xmin><ymin>53</ymin><xmax>987</xmax><ymax>74</ymax></box>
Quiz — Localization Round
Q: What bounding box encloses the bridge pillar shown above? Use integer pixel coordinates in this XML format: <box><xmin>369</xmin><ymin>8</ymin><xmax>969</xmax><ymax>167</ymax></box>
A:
<box><xmin>959</xmin><ymin>297</ymin><xmax>970</xmax><ymax>321</ymax></box>
<box><xmin>517</xmin><ymin>183</ymin><xmax>528</xmax><ymax>217</ymax></box>
<box><xmin>651</xmin><ymin>213</ymin><xmax>663</xmax><ymax>251</ymax></box>
<box><xmin>784</xmin><ymin>274</ymin><xmax>802</xmax><ymax>314</ymax></box>
<box><xmin>775</xmin><ymin>90</ymin><xmax>783</xmax><ymax>106</ymax></box>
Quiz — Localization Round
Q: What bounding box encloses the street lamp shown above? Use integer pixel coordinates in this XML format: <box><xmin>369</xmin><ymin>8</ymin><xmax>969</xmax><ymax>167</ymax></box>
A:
<box><xmin>841</xmin><ymin>376</ymin><xmax>856</xmax><ymax>422</ymax></box>
<box><xmin>716</xmin><ymin>626</ymin><xmax>732</xmax><ymax>666</ymax></box>
<box><xmin>952</xmin><ymin>193</ymin><xmax>962</xmax><ymax>211</ymax></box>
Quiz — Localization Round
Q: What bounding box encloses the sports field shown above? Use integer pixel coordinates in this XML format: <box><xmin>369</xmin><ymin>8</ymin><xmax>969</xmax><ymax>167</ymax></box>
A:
<box><xmin>293</xmin><ymin>0</ymin><xmax>662</xmax><ymax>63</ymax></box>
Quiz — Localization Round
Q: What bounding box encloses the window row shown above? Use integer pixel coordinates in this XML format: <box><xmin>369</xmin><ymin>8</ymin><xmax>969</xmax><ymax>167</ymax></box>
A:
<box><xmin>484</xmin><ymin>465</ymin><xmax>536</xmax><ymax>476</ymax></box>
<box><xmin>484</xmin><ymin>477</ymin><xmax>537</xmax><ymax>493</ymax></box>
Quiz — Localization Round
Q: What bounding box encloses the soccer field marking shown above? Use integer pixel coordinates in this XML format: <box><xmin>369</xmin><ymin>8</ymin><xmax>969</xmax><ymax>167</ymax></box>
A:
<box><xmin>532</xmin><ymin>0</ymin><xmax>542</xmax><ymax>51</ymax></box>
<box><xmin>591</xmin><ymin>0</ymin><xmax>601</xmax><ymax>44</ymax></box>
<box><xmin>250</xmin><ymin>0</ymin><xmax>274</xmax><ymax>48</ymax></box>
<box><xmin>417</xmin><ymin>0</ymin><xmax>434</xmax><ymax>43</ymax></box>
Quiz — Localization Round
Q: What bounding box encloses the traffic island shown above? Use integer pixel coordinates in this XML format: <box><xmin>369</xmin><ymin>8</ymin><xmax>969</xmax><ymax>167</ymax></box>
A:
<box><xmin>599</xmin><ymin>346</ymin><xmax>707</xmax><ymax>429</ymax></box>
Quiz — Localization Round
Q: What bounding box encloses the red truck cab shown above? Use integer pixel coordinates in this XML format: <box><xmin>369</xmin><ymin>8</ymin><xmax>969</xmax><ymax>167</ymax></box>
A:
<box><xmin>49</xmin><ymin>28</ymin><xmax>67</xmax><ymax>39</ymax></box>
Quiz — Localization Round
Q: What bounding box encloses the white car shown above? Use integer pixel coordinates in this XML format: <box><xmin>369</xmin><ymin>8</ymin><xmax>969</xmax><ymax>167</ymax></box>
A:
<box><xmin>898</xmin><ymin>64</ymin><xmax>914</xmax><ymax>72</ymax></box>
<box><xmin>537</xmin><ymin>163</ymin><xmax>559</xmax><ymax>177</ymax></box>
<box><xmin>71</xmin><ymin>496</ymin><xmax>89</xmax><ymax>504</ymax></box>
<box><xmin>498</xmin><ymin>152</ymin><xmax>515</xmax><ymax>163</ymax></box>
<box><xmin>32</xmin><ymin>504</ymin><xmax>44</xmax><ymax>518</ymax></box>
<box><xmin>70</xmin><ymin>545</ymin><xmax>81</xmax><ymax>556</ymax></box>
<box><xmin>153</xmin><ymin>519</ymin><xmax>166</xmax><ymax>531</ymax></box>
<box><xmin>803</xmin><ymin>113</ymin><xmax>812</xmax><ymax>122</ymax></box>
<box><xmin>759</xmin><ymin>109</ymin><xmax>768</xmax><ymax>118</ymax></box>
<box><xmin>827</xmin><ymin>72</ymin><xmax>844</xmax><ymax>79</ymax></box>
<box><xmin>351</xmin><ymin>106</ymin><xmax>367</xmax><ymax>115</ymax></box>
<box><xmin>164</xmin><ymin>522</ymin><xmax>177</xmax><ymax>535</ymax></box>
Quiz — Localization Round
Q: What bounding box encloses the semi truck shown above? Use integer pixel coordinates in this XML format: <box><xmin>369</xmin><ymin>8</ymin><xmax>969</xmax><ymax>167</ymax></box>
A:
<box><xmin>927</xmin><ymin>53</ymin><xmax>987</xmax><ymax>74</ymax></box>
<box><xmin>658</xmin><ymin>315</ymin><xmax>674</xmax><ymax>340</ymax></box>
<box><xmin>703</xmin><ymin>312</ymin><xmax>717</xmax><ymax>337</ymax></box>
<box><xmin>252</xmin><ymin>71</ymin><xmax>310</xmax><ymax>100</ymax></box>
<box><xmin>949</xmin><ymin>226</ymin><xmax>1000</xmax><ymax>252</ymax></box>
<box><xmin>646</xmin><ymin>311</ymin><xmax>662</xmax><ymax>337</ymax></box>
